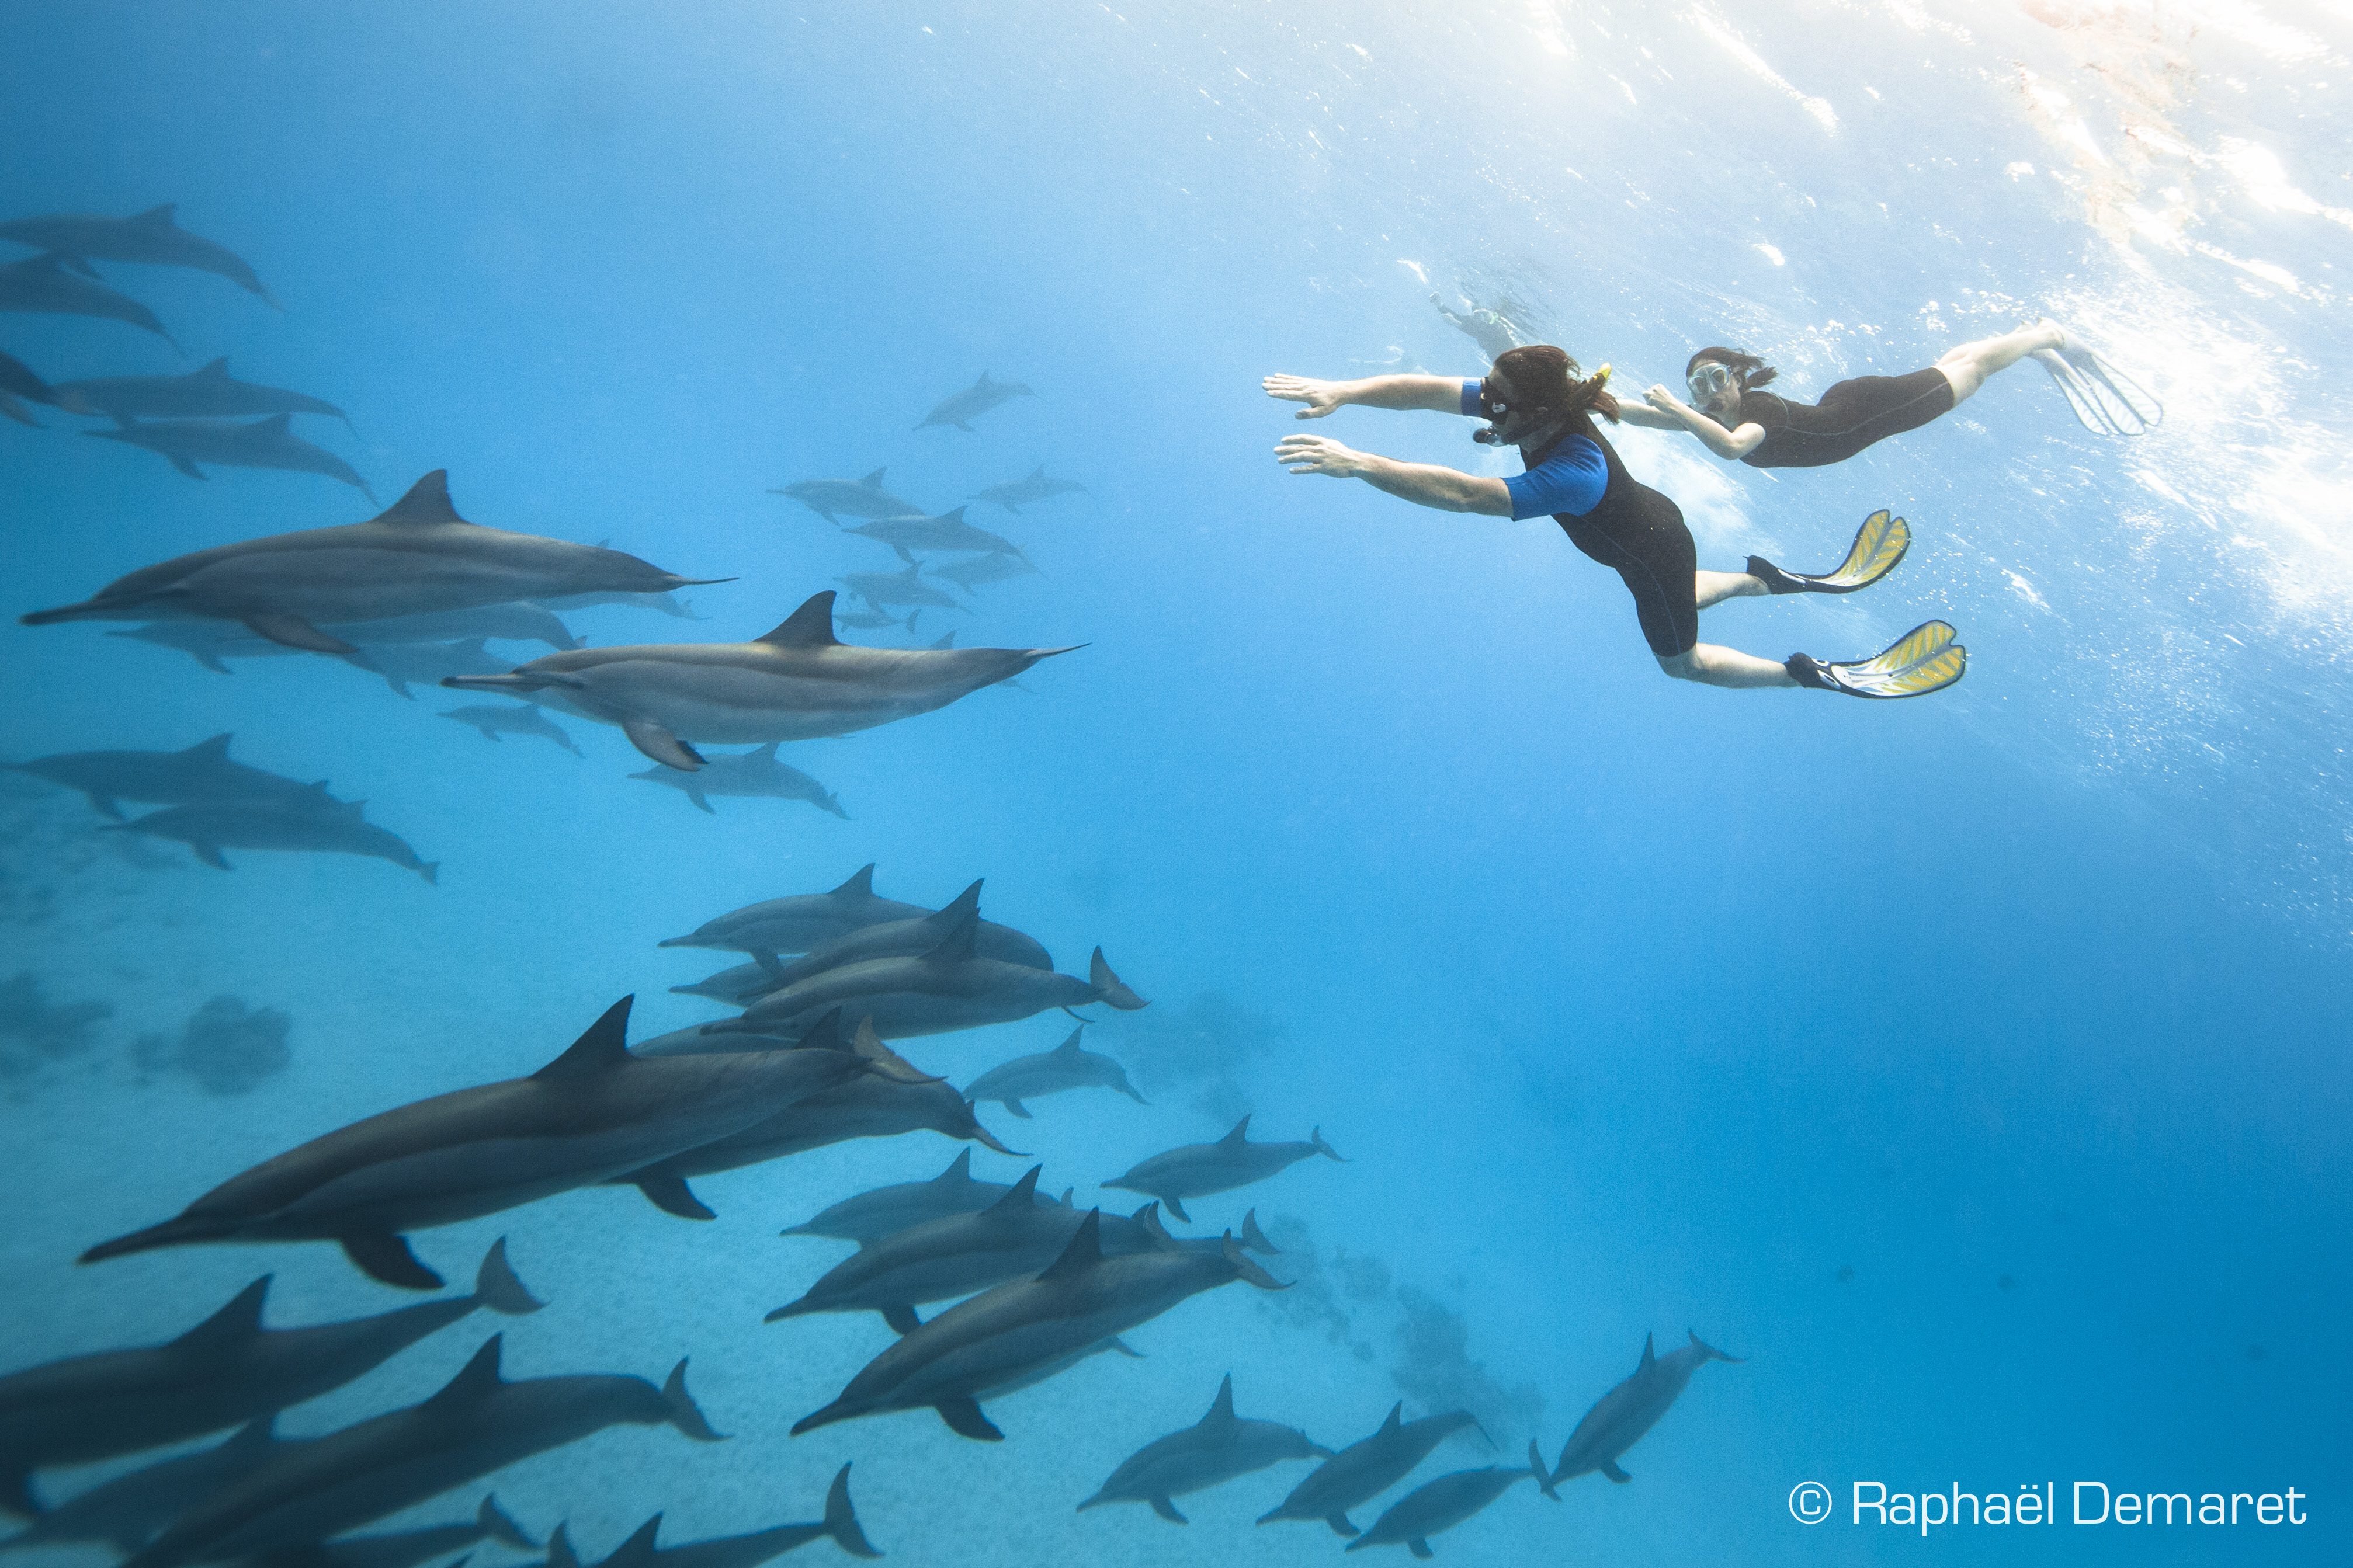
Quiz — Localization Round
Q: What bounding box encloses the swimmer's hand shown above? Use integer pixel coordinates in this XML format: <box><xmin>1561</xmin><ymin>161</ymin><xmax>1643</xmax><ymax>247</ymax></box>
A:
<box><xmin>1644</xmin><ymin>383</ymin><xmax>1691</xmax><ymax>416</ymax></box>
<box><xmin>1275</xmin><ymin>433</ymin><xmax>1368</xmax><ymax>477</ymax></box>
<box><xmin>1264</xmin><ymin>374</ymin><xmax>1349</xmax><ymax>420</ymax></box>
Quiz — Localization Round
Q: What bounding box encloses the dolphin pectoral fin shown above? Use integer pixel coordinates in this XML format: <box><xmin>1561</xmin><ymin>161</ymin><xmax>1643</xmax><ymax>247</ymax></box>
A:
<box><xmin>621</xmin><ymin>714</ymin><xmax>704</xmax><ymax>772</ymax></box>
<box><xmin>167</xmin><ymin>457</ymin><xmax>208</xmax><ymax>481</ymax></box>
<box><xmin>751</xmin><ymin>949</ymin><xmax>785</xmax><ymax>977</ymax></box>
<box><xmin>241</xmin><ymin>613</ymin><xmax>358</xmax><ymax>655</ymax></box>
<box><xmin>687</xmin><ymin>790</ymin><xmax>714</xmax><ymax>813</ymax></box>
<box><xmin>880</xmin><ymin>1302</ymin><xmax>922</xmax><ymax>1334</ymax></box>
<box><xmin>1148</xmin><ymin>1497</ymin><xmax>1187</xmax><ymax>1525</ymax></box>
<box><xmin>341</xmin><ymin>1233</ymin><xmax>446</xmax><ymax>1291</ymax></box>
<box><xmin>1327</xmin><ymin>1515</ymin><xmax>1360</xmax><ymax>1538</ymax></box>
<box><xmin>1407</xmin><ymin>1539</ymin><xmax>1433</xmax><ymax>1560</ymax></box>
<box><xmin>1599</xmin><ymin>1460</ymin><xmax>1632</xmax><ymax>1483</ymax></box>
<box><xmin>1163</xmin><ymin>1195</ymin><xmax>1191</xmax><ymax>1224</ymax></box>
<box><xmin>636</xmin><ymin>1173</ymin><xmax>716</xmax><ymax>1221</ymax></box>
<box><xmin>1003</xmin><ymin>1098</ymin><xmax>1032</xmax><ymax>1119</ymax></box>
<box><xmin>933</xmin><ymin>1397</ymin><xmax>1002</xmax><ymax>1441</ymax></box>
<box><xmin>86</xmin><ymin>793</ymin><xmax>125</xmax><ymax>821</ymax></box>
<box><xmin>192</xmin><ymin>842</ymin><xmax>232</xmax><ymax>871</ymax></box>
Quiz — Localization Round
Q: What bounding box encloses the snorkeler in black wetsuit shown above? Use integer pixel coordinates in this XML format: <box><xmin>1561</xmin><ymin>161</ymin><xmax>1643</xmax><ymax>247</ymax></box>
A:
<box><xmin>1430</xmin><ymin>293</ymin><xmax>1529</xmax><ymax>364</ymax></box>
<box><xmin>1619</xmin><ymin>318</ymin><xmax>2161</xmax><ymax>464</ymax></box>
<box><xmin>1261</xmin><ymin>346</ymin><xmax>1967</xmax><ymax>698</ymax></box>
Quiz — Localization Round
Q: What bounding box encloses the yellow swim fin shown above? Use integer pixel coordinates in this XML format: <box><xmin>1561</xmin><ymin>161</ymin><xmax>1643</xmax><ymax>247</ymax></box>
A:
<box><xmin>1787</xmin><ymin>620</ymin><xmax>1966</xmax><ymax>699</ymax></box>
<box><xmin>1747</xmin><ymin>510</ymin><xmax>1910</xmax><ymax>596</ymax></box>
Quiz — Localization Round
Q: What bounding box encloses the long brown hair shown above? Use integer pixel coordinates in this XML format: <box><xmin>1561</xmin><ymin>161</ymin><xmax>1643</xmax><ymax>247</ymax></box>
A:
<box><xmin>1685</xmin><ymin>346</ymin><xmax>1778</xmax><ymax>390</ymax></box>
<box><xmin>1494</xmin><ymin>344</ymin><xmax>1620</xmax><ymax>440</ymax></box>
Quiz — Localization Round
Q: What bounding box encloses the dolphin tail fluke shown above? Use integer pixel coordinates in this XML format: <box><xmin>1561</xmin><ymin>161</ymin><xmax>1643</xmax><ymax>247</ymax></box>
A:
<box><xmin>821</xmin><ymin>1465</ymin><xmax>882</xmax><ymax>1558</ymax></box>
<box><xmin>1088</xmin><ymin>948</ymin><xmax>1149</xmax><ymax>1010</ymax></box>
<box><xmin>473</xmin><ymin>1237</ymin><xmax>545</xmax><ymax>1315</ymax></box>
<box><xmin>1311</xmin><ymin>1127</ymin><xmax>1349</xmax><ymax>1163</ymax></box>
<box><xmin>1238</xmin><ymin>1209</ymin><xmax>1279</xmax><ymax>1255</ymax></box>
<box><xmin>478</xmin><ymin>1496</ymin><xmax>539</xmax><ymax>1550</ymax></box>
<box><xmin>1688</xmin><ymin>1329</ymin><xmax>1744</xmax><ymax>1363</ymax></box>
<box><xmin>662</xmin><ymin>1360</ymin><xmax>727</xmax><ymax>1441</ymax></box>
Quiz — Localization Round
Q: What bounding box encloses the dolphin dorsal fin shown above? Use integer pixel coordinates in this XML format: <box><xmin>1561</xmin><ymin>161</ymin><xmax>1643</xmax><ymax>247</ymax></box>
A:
<box><xmin>922</xmin><ymin>880</ymin><xmax>983</xmax><ymax>933</ymax></box>
<box><xmin>183</xmin><ymin>732</ymin><xmax>235</xmax><ymax>759</ymax></box>
<box><xmin>132</xmin><ymin>203</ymin><xmax>178</xmax><ymax>226</ymax></box>
<box><xmin>175</xmin><ymin>1276</ymin><xmax>270</xmax><ymax>1351</ymax></box>
<box><xmin>546</xmin><ymin>1527</ymin><xmax>581</xmax><ymax>1568</ymax></box>
<box><xmin>984</xmin><ymin>1165</ymin><xmax>1044</xmax><ymax>1215</ymax></box>
<box><xmin>1029</xmin><ymin>463</ymin><xmax>1046</xmax><ymax>478</ymax></box>
<box><xmin>1220</xmin><ymin>1114</ymin><xmax>1253</xmax><ymax>1146</ymax></box>
<box><xmin>938</xmin><ymin>506</ymin><xmax>968</xmax><ymax>524</ymax></box>
<box><xmin>1638</xmin><ymin>1333</ymin><xmax>1656</xmax><ymax>1373</ymax></box>
<box><xmin>833</xmin><ymin>864</ymin><xmax>877</xmax><ymax>898</ymax></box>
<box><xmin>1039</xmin><ymin>1209</ymin><xmax>1103</xmax><ymax>1282</ymax></box>
<box><xmin>974</xmin><ymin>371</ymin><xmax>992</xmax><ymax>387</ymax></box>
<box><xmin>196</xmin><ymin>357</ymin><xmax>231</xmax><ymax>378</ymax></box>
<box><xmin>373</xmin><ymin>470</ymin><xmax>468</xmax><ymax>526</ymax></box>
<box><xmin>1051</xmin><ymin>1025</ymin><xmax>1085</xmax><ymax>1057</ymax></box>
<box><xmin>532</xmin><ymin>997</ymin><xmax>636</xmax><ymax>1080</ymax></box>
<box><xmin>921</xmin><ymin>907</ymin><xmax>981</xmax><ymax>965</ymax></box>
<box><xmin>859</xmin><ymin>467</ymin><xmax>886</xmax><ymax>488</ymax></box>
<box><xmin>225</xmin><ymin>1414</ymin><xmax>277</xmax><ymax>1450</ymax></box>
<box><xmin>928</xmin><ymin>631</ymin><xmax>956</xmax><ymax>649</ymax></box>
<box><xmin>936</xmin><ymin>1148</ymin><xmax>974</xmax><ymax>1183</ymax></box>
<box><xmin>756</xmin><ymin>592</ymin><xmax>839</xmax><ymax>649</ymax></box>
<box><xmin>425</xmin><ymin>1336</ymin><xmax>506</xmax><ymax>1411</ymax></box>
<box><xmin>607</xmin><ymin>1517</ymin><xmax>664</xmax><ymax>1568</ymax></box>
<box><xmin>754</xmin><ymin>742</ymin><xmax>780</xmax><ymax>759</ymax></box>
<box><xmin>1380</xmin><ymin>1400</ymin><xmax>1404</xmax><ymax>1435</ymax></box>
<box><xmin>1202</xmin><ymin>1374</ymin><xmax>1237</xmax><ymax>1428</ymax></box>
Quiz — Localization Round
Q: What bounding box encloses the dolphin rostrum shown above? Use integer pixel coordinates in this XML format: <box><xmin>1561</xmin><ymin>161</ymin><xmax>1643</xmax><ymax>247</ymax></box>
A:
<box><xmin>704</xmin><ymin>907</ymin><xmax>1146</xmax><ymax>1043</ymax></box>
<box><xmin>1104</xmin><ymin>1116</ymin><xmax>1346</xmax><ymax>1224</ymax></box>
<box><xmin>768</xmin><ymin>468</ymin><xmax>924</xmax><ymax>524</ymax></box>
<box><xmin>443</xmin><ymin>591</ymin><xmax>1077</xmax><ymax>771</ymax></box>
<box><xmin>0</xmin><ymin>205</ymin><xmax>275</xmax><ymax>304</ymax></box>
<box><xmin>1259</xmin><ymin>1403</ymin><xmax>1486</xmax><ymax>1537</ymax></box>
<box><xmin>102</xmin><ymin>787</ymin><xmax>440</xmax><ymax>882</ymax></box>
<box><xmin>117</xmin><ymin>1336</ymin><xmax>721</xmax><ymax>1568</ymax></box>
<box><xmin>543</xmin><ymin>1465</ymin><xmax>878</xmax><ymax>1567</ymax></box>
<box><xmin>914</xmin><ymin>371</ymin><xmax>1035</xmax><ymax>433</ymax></box>
<box><xmin>631</xmin><ymin>743</ymin><xmax>847</xmax><ymax>818</ymax></box>
<box><xmin>969</xmin><ymin>463</ymin><xmax>1087</xmax><ymax>514</ymax></box>
<box><xmin>779</xmin><ymin>1147</ymin><xmax>1049</xmax><ymax>1244</ymax></box>
<box><xmin>1343</xmin><ymin>1444</ymin><xmax>1557</xmax><ymax>1557</ymax></box>
<box><xmin>441</xmin><ymin>704</ymin><xmax>584</xmax><ymax>756</ymax></box>
<box><xmin>791</xmin><ymin>1209</ymin><xmax>1286</xmax><ymax>1441</ymax></box>
<box><xmin>4</xmin><ymin>732</ymin><xmax>314</xmax><ymax>822</ymax></box>
<box><xmin>1078</xmin><ymin>1374</ymin><xmax>1331</xmax><ymax>1524</ymax></box>
<box><xmin>0</xmin><ymin>1240</ymin><xmax>539</xmax><ymax>1517</ymax></box>
<box><xmin>79</xmin><ymin>997</ymin><xmax>878</xmax><ymax>1288</ymax></box>
<box><xmin>963</xmin><ymin>1023</ymin><xmax>1147</xmax><ymax>1118</ymax></box>
<box><xmin>85</xmin><ymin>415</ymin><xmax>373</xmax><ymax>498</ymax></box>
<box><xmin>1549</xmin><ymin>1331</ymin><xmax>1741</xmax><ymax>1488</ymax></box>
<box><xmin>658</xmin><ymin>865</ymin><xmax>929</xmax><ymax>972</ymax></box>
<box><xmin>762</xmin><ymin>880</ymin><xmax>1050</xmax><ymax>989</ymax></box>
<box><xmin>51</xmin><ymin>358</ymin><xmax>349</xmax><ymax>429</ymax></box>
<box><xmin>20</xmin><ymin>471</ymin><xmax>725</xmax><ymax>655</ymax></box>
<box><xmin>0</xmin><ymin>254</ymin><xmax>178</xmax><ymax>350</ymax></box>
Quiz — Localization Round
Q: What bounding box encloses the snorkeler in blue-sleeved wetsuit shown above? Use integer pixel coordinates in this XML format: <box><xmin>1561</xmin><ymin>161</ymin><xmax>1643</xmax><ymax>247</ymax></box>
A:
<box><xmin>1261</xmin><ymin>345</ymin><xmax>1968</xmax><ymax>698</ymax></box>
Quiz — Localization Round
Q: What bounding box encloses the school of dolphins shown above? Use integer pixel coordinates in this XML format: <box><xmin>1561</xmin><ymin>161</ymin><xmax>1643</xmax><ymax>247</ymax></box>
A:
<box><xmin>4</xmin><ymin>204</ymin><xmax>1737</xmax><ymax>1562</ymax></box>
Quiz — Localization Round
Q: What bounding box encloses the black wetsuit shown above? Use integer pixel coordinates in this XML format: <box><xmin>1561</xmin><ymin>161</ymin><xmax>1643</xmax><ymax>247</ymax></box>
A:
<box><xmin>1736</xmin><ymin>368</ymin><xmax>1955</xmax><ymax>468</ymax></box>
<box><xmin>1529</xmin><ymin>426</ymin><xmax>1698</xmax><ymax>659</ymax></box>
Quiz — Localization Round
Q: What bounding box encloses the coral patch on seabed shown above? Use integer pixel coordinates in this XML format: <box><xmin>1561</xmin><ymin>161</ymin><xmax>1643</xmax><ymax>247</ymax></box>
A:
<box><xmin>0</xmin><ymin>971</ymin><xmax>113</xmax><ymax>1079</ymax></box>
<box><xmin>134</xmin><ymin>995</ymin><xmax>293</xmax><ymax>1095</ymax></box>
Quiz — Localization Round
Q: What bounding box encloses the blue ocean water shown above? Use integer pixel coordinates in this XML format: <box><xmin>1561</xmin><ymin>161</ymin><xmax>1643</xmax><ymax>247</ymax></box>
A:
<box><xmin>2</xmin><ymin>2</ymin><xmax>2347</xmax><ymax>1564</ymax></box>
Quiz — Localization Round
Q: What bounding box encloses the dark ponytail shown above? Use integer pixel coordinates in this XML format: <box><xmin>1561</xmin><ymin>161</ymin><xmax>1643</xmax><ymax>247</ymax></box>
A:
<box><xmin>1685</xmin><ymin>346</ymin><xmax>1777</xmax><ymax>390</ymax></box>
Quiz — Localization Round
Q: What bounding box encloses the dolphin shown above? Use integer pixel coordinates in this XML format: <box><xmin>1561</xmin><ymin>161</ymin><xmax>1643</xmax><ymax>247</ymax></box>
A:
<box><xmin>930</xmin><ymin>553</ymin><xmax>1039</xmax><ymax>592</ymax></box>
<box><xmin>658</xmin><ymin>865</ymin><xmax>929</xmax><ymax>971</ymax></box>
<box><xmin>968</xmin><ymin>464</ymin><xmax>1086</xmax><ymax>514</ymax></box>
<box><xmin>20</xmin><ymin>471</ymin><xmax>726</xmax><ymax>655</ymax></box>
<box><xmin>1129</xmin><ymin>1203</ymin><xmax>1280</xmax><ymax>1260</ymax></box>
<box><xmin>842</xmin><ymin>507</ymin><xmax>1029</xmax><ymax>562</ymax></box>
<box><xmin>705</xmin><ymin>908</ymin><xmax>1147</xmax><ymax>1043</ymax></box>
<box><xmin>1259</xmin><ymin>1404</ymin><xmax>1485</xmax><ymax>1537</ymax></box>
<box><xmin>53</xmin><ymin>359</ymin><xmax>349</xmax><ymax>429</ymax></box>
<box><xmin>117</xmin><ymin>1336</ymin><xmax>721</xmax><ymax>1568</ymax></box>
<box><xmin>275</xmin><ymin>603</ymin><xmax>579</xmax><ymax>651</ymax></box>
<box><xmin>542</xmin><ymin>1466</ymin><xmax>877</xmax><ymax>1568</ymax></box>
<box><xmin>102</xmin><ymin>788</ymin><xmax>440</xmax><ymax>882</ymax></box>
<box><xmin>669</xmin><ymin>962</ymin><xmax>785</xmax><ymax>1004</ymax></box>
<box><xmin>0</xmin><ymin>206</ymin><xmax>274</xmax><ymax>304</ymax></box>
<box><xmin>1104</xmin><ymin>1116</ymin><xmax>1346</xmax><ymax>1223</ymax></box>
<box><xmin>1549</xmin><ymin>1331</ymin><xmax>1741</xmax><ymax>1487</ymax></box>
<box><xmin>107</xmin><ymin>623</ymin><xmax>306</xmax><ymax>674</ymax></box>
<box><xmin>85</xmin><ymin>415</ymin><xmax>374</xmax><ymax>499</ymax></box>
<box><xmin>1078</xmin><ymin>1375</ymin><xmax>1331</xmax><ymax>1524</ymax></box>
<box><xmin>963</xmin><ymin>1024</ymin><xmax>1146</xmax><ymax>1119</ymax></box>
<box><xmin>0</xmin><ymin>254</ymin><xmax>178</xmax><ymax>350</ymax></box>
<box><xmin>0</xmin><ymin>1241</ymin><xmax>539</xmax><ymax>1517</ymax></box>
<box><xmin>835</xmin><ymin>562</ymin><xmax>963</xmax><ymax>614</ymax></box>
<box><xmin>531</xmin><ymin>588</ymin><xmax>703</xmax><ymax>618</ymax></box>
<box><xmin>302</xmin><ymin>1494</ymin><xmax>540</xmax><ymax>1568</ymax></box>
<box><xmin>79</xmin><ymin>997</ymin><xmax>879</xmax><ymax>1288</ymax></box>
<box><xmin>762</xmin><ymin>881</ymin><xmax>1050</xmax><ymax>990</ymax></box>
<box><xmin>768</xmin><ymin>468</ymin><xmax>925</xmax><ymax>524</ymax></box>
<box><xmin>833</xmin><ymin>604</ymin><xmax>914</xmax><ymax>631</ymax></box>
<box><xmin>914</xmin><ymin>371</ymin><xmax>1035</xmax><ymax>433</ymax></box>
<box><xmin>441</xmin><ymin>703</ymin><xmax>584</xmax><ymax>756</ymax></box>
<box><xmin>631</xmin><ymin>743</ymin><xmax>846</xmax><ymax>818</ymax></box>
<box><xmin>0</xmin><ymin>349</ymin><xmax>61</xmax><ymax>427</ymax></box>
<box><xmin>0</xmin><ymin>1418</ymin><xmax>291</xmax><ymax>1552</ymax></box>
<box><xmin>765</xmin><ymin>1166</ymin><xmax>1091</xmax><ymax>1333</ymax></box>
<box><xmin>442</xmin><ymin>592</ymin><xmax>1075</xmax><ymax>771</ymax></box>
<box><xmin>3</xmin><ymin>733</ymin><xmax>313</xmax><ymax>822</ymax></box>
<box><xmin>617</xmin><ymin>1018</ymin><xmax>1018</xmax><ymax>1194</ymax></box>
<box><xmin>1344</xmin><ymin>1445</ymin><xmax>1557</xmax><ymax>1557</ymax></box>
<box><xmin>779</xmin><ymin>1147</ymin><xmax>1050</xmax><ymax>1244</ymax></box>
<box><xmin>341</xmin><ymin>638</ymin><xmax>513</xmax><ymax>700</ymax></box>
<box><xmin>792</xmin><ymin>1209</ymin><xmax>1286</xmax><ymax>1441</ymax></box>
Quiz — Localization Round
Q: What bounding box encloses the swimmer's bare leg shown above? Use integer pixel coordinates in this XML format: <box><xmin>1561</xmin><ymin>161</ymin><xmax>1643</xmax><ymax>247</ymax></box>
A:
<box><xmin>1935</xmin><ymin>322</ymin><xmax>2063</xmax><ymax>403</ymax></box>
<box><xmin>1695</xmin><ymin>569</ymin><xmax>1768</xmax><ymax>610</ymax></box>
<box><xmin>1658</xmin><ymin>644</ymin><xmax>1798</xmax><ymax>689</ymax></box>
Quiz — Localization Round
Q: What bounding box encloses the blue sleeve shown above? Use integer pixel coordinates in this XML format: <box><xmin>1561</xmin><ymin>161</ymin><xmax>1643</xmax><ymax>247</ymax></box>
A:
<box><xmin>1460</xmin><ymin>378</ymin><xmax>1483</xmax><ymax>417</ymax></box>
<box><xmin>1501</xmin><ymin>437</ymin><xmax>1607</xmax><ymax>520</ymax></box>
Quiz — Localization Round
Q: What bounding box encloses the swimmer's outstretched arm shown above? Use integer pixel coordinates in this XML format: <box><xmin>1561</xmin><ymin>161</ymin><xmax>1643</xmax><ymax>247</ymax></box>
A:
<box><xmin>1639</xmin><ymin>383</ymin><xmax>1766</xmax><ymax>460</ymax></box>
<box><xmin>1264</xmin><ymin>373</ymin><xmax>1467</xmax><ymax>420</ymax></box>
<box><xmin>1273</xmin><ymin>433</ymin><xmax>1512</xmax><ymax>516</ymax></box>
